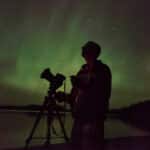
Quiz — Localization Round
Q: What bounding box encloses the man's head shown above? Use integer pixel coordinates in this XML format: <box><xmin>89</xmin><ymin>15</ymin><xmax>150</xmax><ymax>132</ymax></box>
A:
<box><xmin>82</xmin><ymin>41</ymin><xmax>101</xmax><ymax>64</ymax></box>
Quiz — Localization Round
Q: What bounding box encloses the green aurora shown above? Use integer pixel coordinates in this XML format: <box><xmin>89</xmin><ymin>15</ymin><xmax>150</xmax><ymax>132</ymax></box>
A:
<box><xmin>0</xmin><ymin>0</ymin><xmax>150</xmax><ymax>108</ymax></box>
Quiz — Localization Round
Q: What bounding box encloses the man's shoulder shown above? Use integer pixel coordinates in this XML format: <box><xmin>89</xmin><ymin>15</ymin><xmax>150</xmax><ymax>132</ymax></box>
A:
<box><xmin>97</xmin><ymin>60</ymin><xmax>111</xmax><ymax>71</ymax></box>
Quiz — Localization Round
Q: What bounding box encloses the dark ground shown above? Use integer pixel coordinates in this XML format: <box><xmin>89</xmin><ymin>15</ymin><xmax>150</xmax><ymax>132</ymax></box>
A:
<box><xmin>4</xmin><ymin>136</ymin><xmax>150</xmax><ymax>150</ymax></box>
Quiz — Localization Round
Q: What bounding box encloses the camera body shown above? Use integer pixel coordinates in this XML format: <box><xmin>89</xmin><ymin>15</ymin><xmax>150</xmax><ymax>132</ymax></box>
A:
<box><xmin>40</xmin><ymin>68</ymin><xmax>66</xmax><ymax>91</ymax></box>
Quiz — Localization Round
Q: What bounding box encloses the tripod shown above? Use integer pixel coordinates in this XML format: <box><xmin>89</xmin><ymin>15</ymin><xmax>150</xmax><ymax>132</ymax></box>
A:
<box><xmin>25</xmin><ymin>85</ymin><xmax>69</xmax><ymax>148</ymax></box>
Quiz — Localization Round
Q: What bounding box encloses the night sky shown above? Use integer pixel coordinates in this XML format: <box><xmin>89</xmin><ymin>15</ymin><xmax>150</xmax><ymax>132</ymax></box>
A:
<box><xmin>0</xmin><ymin>0</ymin><xmax>150</xmax><ymax>108</ymax></box>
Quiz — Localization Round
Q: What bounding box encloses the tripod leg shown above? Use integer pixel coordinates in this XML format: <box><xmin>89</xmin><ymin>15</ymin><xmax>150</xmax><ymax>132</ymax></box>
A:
<box><xmin>45</xmin><ymin>109</ymin><xmax>53</xmax><ymax>146</ymax></box>
<box><xmin>51</xmin><ymin>125</ymin><xmax>58</xmax><ymax>136</ymax></box>
<box><xmin>25</xmin><ymin>107</ymin><xmax>45</xmax><ymax>148</ymax></box>
<box><xmin>55</xmin><ymin>110</ymin><xmax>69</xmax><ymax>142</ymax></box>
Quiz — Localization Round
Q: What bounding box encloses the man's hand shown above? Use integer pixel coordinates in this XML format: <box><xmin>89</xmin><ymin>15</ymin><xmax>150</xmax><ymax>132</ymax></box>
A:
<box><xmin>70</xmin><ymin>75</ymin><xmax>78</xmax><ymax>86</ymax></box>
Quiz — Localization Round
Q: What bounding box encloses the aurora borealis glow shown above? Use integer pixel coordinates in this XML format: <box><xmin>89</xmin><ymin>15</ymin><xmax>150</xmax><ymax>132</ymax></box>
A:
<box><xmin>0</xmin><ymin>0</ymin><xmax>150</xmax><ymax>108</ymax></box>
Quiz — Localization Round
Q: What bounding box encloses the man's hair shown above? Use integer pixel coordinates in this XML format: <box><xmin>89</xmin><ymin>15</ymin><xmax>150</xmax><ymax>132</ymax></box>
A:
<box><xmin>82</xmin><ymin>41</ymin><xmax>101</xmax><ymax>58</ymax></box>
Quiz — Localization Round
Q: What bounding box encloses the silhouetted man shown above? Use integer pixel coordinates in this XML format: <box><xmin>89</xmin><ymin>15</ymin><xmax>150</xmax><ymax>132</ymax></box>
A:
<box><xmin>70</xmin><ymin>41</ymin><xmax>112</xmax><ymax>150</ymax></box>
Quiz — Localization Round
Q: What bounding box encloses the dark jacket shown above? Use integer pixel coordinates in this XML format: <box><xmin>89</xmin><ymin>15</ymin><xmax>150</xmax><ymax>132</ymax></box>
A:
<box><xmin>71</xmin><ymin>60</ymin><xmax>112</xmax><ymax>121</ymax></box>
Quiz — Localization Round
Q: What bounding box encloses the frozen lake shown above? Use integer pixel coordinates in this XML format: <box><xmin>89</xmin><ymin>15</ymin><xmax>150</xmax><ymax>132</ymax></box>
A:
<box><xmin>0</xmin><ymin>112</ymin><xmax>149</xmax><ymax>149</ymax></box>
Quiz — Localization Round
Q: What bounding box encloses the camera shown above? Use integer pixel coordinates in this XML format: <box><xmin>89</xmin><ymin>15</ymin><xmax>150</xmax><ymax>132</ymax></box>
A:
<box><xmin>40</xmin><ymin>68</ymin><xmax>66</xmax><ymax>91</ymax></box>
